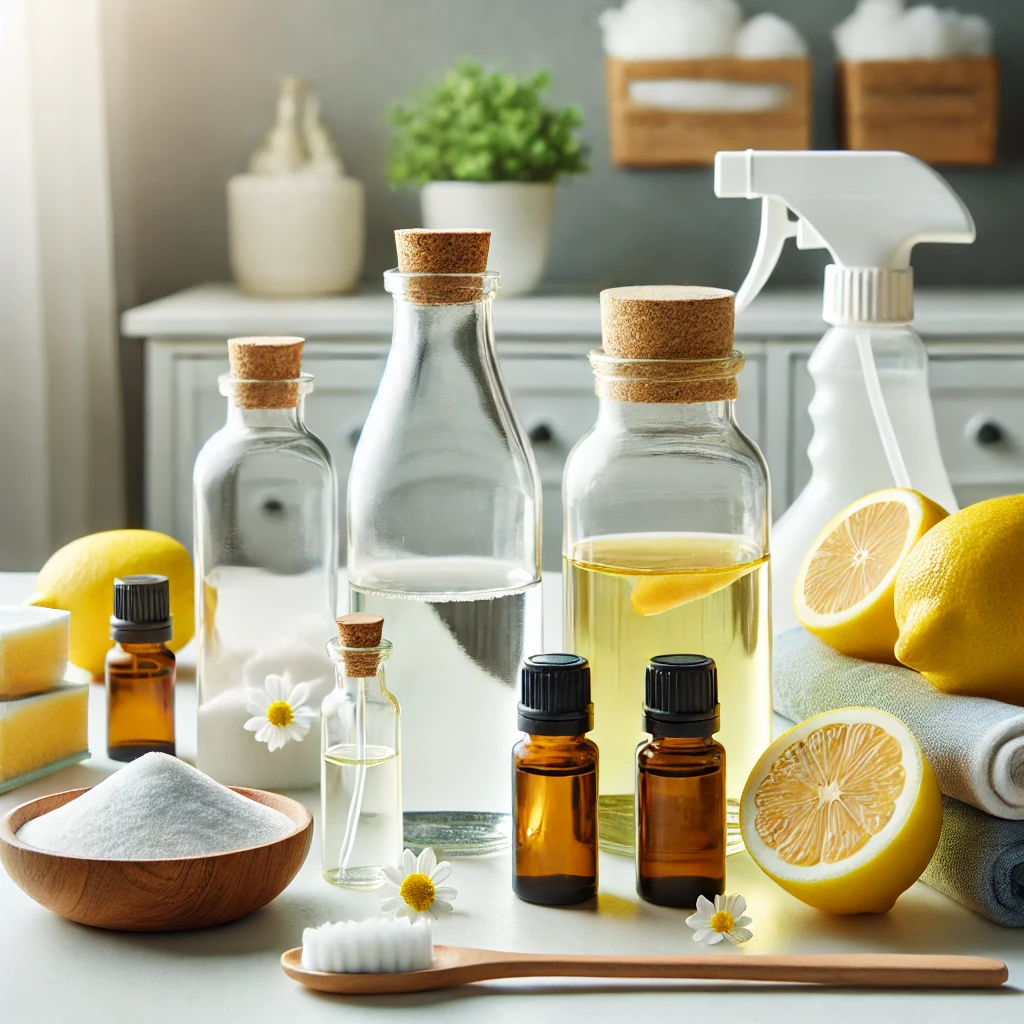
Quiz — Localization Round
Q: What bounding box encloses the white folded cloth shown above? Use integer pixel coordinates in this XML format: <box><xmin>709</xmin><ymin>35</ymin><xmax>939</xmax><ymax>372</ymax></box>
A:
<box><xmin>774</xmin><ymin>629</ymin><xmax>1024</xmax><ymax>820</ymax></box>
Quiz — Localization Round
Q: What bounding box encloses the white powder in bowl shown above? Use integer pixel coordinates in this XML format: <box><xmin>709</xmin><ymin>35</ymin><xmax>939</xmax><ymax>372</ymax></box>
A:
<box><xmin>17</xmin><ymin>752</ymin><xmax>297</xmax><ymax>859</ymax></box>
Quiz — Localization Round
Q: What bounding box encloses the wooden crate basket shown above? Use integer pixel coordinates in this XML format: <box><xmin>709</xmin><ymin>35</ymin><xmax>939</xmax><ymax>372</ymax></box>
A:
<box><xmin>606</xmin><ymin>57</ymin><xmax>811</xmax><ymax>167</ymax></box>
<box><xmin>837</xmin><ymin>57</ymin><xmax>999</xmax><ymax>166</ymax></box>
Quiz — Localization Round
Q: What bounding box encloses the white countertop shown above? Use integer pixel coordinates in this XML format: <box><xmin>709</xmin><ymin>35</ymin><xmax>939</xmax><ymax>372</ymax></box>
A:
<box><xmin>1</xmin><ymin>571</ymin><xmax>1021</xmax><ymax>1023</ymax></box>
<box><xmin>121</xmin><ymin>283</ymin><xmax>1024</xmax><ymax>341</ymax></box>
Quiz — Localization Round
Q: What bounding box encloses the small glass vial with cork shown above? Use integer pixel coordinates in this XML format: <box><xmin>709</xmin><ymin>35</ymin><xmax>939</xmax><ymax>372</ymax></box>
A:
<box><xmin>322</xmin><ymin>613</ymin><xmax>402</xmax><ymax>889</ymax></box>
<box><xmin>636</xmin><ymin>654</ymin><xmax>725</xmax><ymax>909</ymax></box>
<box><xmin>193</xmin><ymin>335</ymin><xmax>337</xmax><ymax>790</ymax></box>
<box><xmin>512</xmin><ymin>654</ymin><xmax>598</xmax><ymax>906</ymax></box>
<box><xmin>106</xmin><ymin>575</ymin><xmax>176</xmax><ymax>762</ymax></box>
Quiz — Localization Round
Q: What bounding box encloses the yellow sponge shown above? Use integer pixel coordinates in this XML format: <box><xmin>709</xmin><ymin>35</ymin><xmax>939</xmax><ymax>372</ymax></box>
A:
<box><xmin>0</xmin><ymin>606</ymin><xmax>71</xmax><ymax>698</ymax></box>
<box><xmin>0</xmin><ymin>684</ymin><xmax>89</xmax><ymax>791</ymax></box>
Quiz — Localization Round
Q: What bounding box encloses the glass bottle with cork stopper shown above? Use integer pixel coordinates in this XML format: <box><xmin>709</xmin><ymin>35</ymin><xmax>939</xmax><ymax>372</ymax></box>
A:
<box><xmin>193</xmin><ymin>335</ymin><xmax>338</xmax><ymax>789</ymax></box>
<box><xmin>636</xmin><ymin>654</ymin><xmax>725</xmax><ymax>909</ymax></box>
<box><xmin>106</xmin><ymin>574</ymin><xmax>176</xmax><ymax>762</ymax></box>
<box><xmin>562</xmin><ymin>286</ymin><xmax>770</xmax><ymax>855</ymax></box>
<box><xmin>323</xmin><ymin>613</ymin><xmax>401</xmax><ymax>889</ymax></box>
<box><xmin>512</xmin><ymin>653</ymin><xmax>598</xmax><ymax>906</ymax></box>
<box><xmin>347</xmin><ymin>229</ymin><xmax>542</xmax><ymax>857</ymax></box>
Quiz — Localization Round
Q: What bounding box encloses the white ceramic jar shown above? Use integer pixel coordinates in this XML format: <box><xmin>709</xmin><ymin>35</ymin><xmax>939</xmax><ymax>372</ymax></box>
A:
<box><xmin>228</xmin><ymin>173</ymin><xmax>365</xmax><ymax>297</ymax></box>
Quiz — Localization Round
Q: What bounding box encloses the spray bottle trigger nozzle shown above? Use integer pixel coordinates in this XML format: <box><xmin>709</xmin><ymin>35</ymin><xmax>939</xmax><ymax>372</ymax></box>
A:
<box><xmin>735</xmin><ymin>196</ymin><xmax>799</xmax><ymax>314</ymax></box>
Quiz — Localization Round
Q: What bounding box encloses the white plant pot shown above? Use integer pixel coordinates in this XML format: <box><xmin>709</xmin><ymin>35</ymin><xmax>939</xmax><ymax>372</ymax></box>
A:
<box><xmin>420</xmin><ymin>181</ymin><xmax>556</xmax><ymax>296</ymax></box>
<box><xmin>228</xmin><ymin>174</ymin><xmax>365</xmax><ymax>297</ymax></box>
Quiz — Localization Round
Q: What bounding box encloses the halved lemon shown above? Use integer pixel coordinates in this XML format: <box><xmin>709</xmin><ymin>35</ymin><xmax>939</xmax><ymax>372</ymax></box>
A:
<box><xmin>741</xmin><ymin>708</ymin><xmax>942</xmax><ymax>915</ymax></box>
<box><xmin>794</xmin><ymin>488</ymin><xmax>947</xmax><ymax>663</ymax></box>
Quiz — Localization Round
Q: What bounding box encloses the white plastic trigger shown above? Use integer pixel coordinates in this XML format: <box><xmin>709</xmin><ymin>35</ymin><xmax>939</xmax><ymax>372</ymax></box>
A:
<box><xmin>735</xmin><ymin>196</ymin><xmax>798</xmax><ymax>313</ymax></box>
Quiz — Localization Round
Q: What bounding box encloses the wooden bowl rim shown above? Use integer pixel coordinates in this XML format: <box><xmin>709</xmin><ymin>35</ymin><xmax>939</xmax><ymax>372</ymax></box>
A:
<box><xmin>0</xmin><ymin>784</ymin><xmax>312</xmax><ymax>864</ymax></box>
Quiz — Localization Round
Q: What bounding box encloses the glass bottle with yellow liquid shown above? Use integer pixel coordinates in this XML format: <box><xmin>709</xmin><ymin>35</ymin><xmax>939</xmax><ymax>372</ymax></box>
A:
<box><xmin>563</xmin><ymin>286</ymin><xmax>771</xmax><ymax>855</ymax></box>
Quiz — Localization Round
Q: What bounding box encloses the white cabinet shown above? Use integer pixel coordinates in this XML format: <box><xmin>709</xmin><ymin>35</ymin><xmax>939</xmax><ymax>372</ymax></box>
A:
<box><xmin>130</xmin><ymin>286</ymin><xmax>1024</xmax><ymax>571</ymax></box>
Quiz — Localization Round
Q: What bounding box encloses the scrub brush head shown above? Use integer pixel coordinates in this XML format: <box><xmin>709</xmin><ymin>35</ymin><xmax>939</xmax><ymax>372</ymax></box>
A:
<box><xmin>301</xmin><ymin>917</ymin><xmax>433</xmax><ymax>974</ymax></box>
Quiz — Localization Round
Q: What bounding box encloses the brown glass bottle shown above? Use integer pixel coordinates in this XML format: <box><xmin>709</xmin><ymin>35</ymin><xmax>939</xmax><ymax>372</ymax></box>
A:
<box><xmin>106</xmin><ymin>575</ymin><xmax>176</xmax><ymax>762</ymax></box>
<box><xmin>512</xmin><ymin>654</ymin><xmax>598</xmax><ymax>905</ymax></box>
<box><xmin>636</xmin><ymin>654</ymin><xmax>725</xmax><ymax>908</ymax></box>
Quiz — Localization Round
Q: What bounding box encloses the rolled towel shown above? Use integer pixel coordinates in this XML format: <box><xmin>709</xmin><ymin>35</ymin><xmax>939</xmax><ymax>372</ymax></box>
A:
<box><xmin>773</xmin><ymin>629</ymin><xmax>1024</xmax><ymax>819</ymax></box>
<box><xmin>922</xmin><ymin>797</ymin><xmax>1024</xmax><ymax>928</ymax></box>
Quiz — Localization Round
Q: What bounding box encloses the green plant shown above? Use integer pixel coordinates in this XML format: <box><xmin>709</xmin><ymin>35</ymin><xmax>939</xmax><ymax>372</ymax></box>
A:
<box><xmin>387</xmin><ymin>62</ymin><xmax>588</xmax><ymax>187</ymax></box>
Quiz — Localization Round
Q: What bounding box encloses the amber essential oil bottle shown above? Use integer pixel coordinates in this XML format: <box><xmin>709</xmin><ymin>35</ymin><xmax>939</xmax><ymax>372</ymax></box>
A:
<box><xmin>512</xmin><ymin>654</ymin><xmax>598</xmax><ymax>905</ymax></box>
<box><xmin>105</xmin><ymin>575</ymin><xmax>176</xmax><ymax>762</ymax></box>
<box><xmin>636</xmin><ymin>654</ymin><xmax>725</xmax><ymax>908</ymax></box>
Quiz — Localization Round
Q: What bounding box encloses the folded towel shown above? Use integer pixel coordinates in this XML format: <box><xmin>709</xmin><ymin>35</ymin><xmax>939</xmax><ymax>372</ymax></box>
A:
<box><xmin>922</xmin><ymin>797</ymin><xmax>1024</xmax><ymax>927</ymax></box>
<box><xmin>773</xmin><ymin>629</ymin><xmax>1024</xmax><ymax>819</ymax></box>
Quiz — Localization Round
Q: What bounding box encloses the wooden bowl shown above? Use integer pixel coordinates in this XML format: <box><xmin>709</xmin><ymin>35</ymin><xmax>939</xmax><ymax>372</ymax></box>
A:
<box><xmin>0</xmin><ymin>786</ymin><xmax>312</xmax><ymax>931</ymax></box>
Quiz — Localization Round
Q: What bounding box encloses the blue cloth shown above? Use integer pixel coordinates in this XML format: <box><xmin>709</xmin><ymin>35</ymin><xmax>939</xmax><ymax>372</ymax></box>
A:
<box><xmin>922</xmin><ymin>797</ymin><xmax>1024</xmax><ymax>928</ymax></box>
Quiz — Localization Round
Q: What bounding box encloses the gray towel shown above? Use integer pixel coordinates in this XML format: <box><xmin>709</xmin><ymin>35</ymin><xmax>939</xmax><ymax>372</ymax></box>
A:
<box><xmin>773</xmin><ymin>629</ymin><xmax>1024</xmax><ymax>819</ymax></box>
<box><xmin>922</xmin><ymin>797</ymin><xmax>1024</xmax><ymax>927</ymax></box>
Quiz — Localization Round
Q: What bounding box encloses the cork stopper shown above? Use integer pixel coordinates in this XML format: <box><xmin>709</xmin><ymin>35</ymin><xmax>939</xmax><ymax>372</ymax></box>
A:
<box><xmin>228</xmin><ymin>336</ymin><xmax>305</xmax><ymax>409</ymax></box>
<box><xmin>394</xmin><ymin>229</ymin><xmax>491</xmax><ymax>305</ymax></box>
<box><xmin>336</xmin><ymin>613</ymin><xmax>385</xmax><ymax>677</ymax></box>
<box><xmin>601</xmin><ymin>286</ymin><xmax>734</xmax><ymax>360</ymax></box>
<box><xmin>595</xmin><ymin>286</ymin><xmax>741</xmax><ymax>403</ymax></box>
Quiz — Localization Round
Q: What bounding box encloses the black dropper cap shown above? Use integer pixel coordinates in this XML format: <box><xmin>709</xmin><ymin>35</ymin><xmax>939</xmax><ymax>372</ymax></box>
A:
<box><xmin>518</xmin><ymin>654</ymin><xmax>593</xmax><ymax>736</ymax></box>
<box><xmin>110</xmin><ymin>575</ymin><xmax>173</xmax><ymax>644</ymax></box>
<box><xmin>643</xmin><ymin>654</ymin><xmax>720</xmax><ymax>738</ymax></box>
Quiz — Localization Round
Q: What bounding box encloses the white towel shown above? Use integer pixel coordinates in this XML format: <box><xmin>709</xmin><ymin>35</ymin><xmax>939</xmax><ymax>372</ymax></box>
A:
<box><xmin>774</xmin><ymin>629</ymin><xmax>1024</xmax><ymax>820</ymax></box>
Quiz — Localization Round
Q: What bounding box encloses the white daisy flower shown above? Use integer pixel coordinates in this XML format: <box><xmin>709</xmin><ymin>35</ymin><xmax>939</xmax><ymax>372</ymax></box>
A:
<box><xmin>379</xmin><ymin>848</ymin><xmax>457</xmax><ymax>920</ymax></box>
<box><xmin>243</xmin><ymin>672</ymin><xmax>318</xmax><ymax>752</ymax></box>
<box><xmin>686</xmin><ymin>893</ymin><xmax>753</xmax><ymax>946</ymax></box>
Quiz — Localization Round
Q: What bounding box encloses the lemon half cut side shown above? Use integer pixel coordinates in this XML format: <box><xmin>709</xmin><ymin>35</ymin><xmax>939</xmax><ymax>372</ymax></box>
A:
<box><xmin>741</xmin><ymin>708</ymin><xmax>942</xmax><ymax>915</ymax></box>
<box><xmin>794</xmin><ymin>488</ymin><xmax>947</xmax><ymax>663</ymax></box>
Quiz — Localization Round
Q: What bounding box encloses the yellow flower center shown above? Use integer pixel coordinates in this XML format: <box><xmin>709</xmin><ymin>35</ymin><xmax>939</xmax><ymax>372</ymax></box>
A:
<box><xmin>708</xmin><ymin>910</ymin><xmax>734</xmax><ymax>933</ymax></box>
<box><xmin>399</xmin><ymin>872</ymin><xmax>436</xmax><ymax>912</ymax></box>
<box><xmin>266</xmin><ymin>700</ymin><xmax>294</xmax><ymax>727</ymax></box>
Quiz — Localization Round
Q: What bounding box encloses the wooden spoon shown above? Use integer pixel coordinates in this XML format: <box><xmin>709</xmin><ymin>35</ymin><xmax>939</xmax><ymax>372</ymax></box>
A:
<box><xmin>281</xmin><ymin>945</ymin><xmax>1008</xmax><ymax>995</ymax></box>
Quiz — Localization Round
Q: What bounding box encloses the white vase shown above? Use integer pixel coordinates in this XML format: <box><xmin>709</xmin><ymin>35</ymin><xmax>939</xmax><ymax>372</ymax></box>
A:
<box><xmin>228</xmin><ymin>173</ymin><xmax>365</xmax><ymax>297</ymax></box>
<box><xmin>420</xmin><ymin>181</ymin><xmax>556</xmax><ymax>296</ymax></box>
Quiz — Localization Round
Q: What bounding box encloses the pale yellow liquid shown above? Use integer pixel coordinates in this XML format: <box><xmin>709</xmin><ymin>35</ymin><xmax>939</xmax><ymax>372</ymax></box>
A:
<box><xmin>564</xmin><ymin>533</ymin><xmax>771</xmax><ymax>855</ymax></box>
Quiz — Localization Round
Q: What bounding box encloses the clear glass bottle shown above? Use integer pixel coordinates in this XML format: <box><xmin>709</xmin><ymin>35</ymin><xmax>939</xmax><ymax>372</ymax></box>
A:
<box><xmin>513</xmin><ymin>654</ymin><xmax>598</xmax><ymax>906</ymax></box>
<box><xmin>636</xmin><ymin>655</ymin><xmax>725</xmax><ymax>908</ymax></box>
<box><xmin>348</xmin><ymin>230</ymin><xmax>542</xmax><ymax>856</ymax></box>
<box><xmin>323</xmin><ymin>613</ymin><xmax>401</xmax><ymax>889</ymax></box>
<box><xmin>193</xmin><ymin>336</ymin><xmax>338</xmax><ymax>789</ymax></box>
<box><xmin>563</xmin><ymin>287</ymin><xmax>770</xmax><ymax>855</ymax></box>
<box><xmin>106</xmin><ymin>575</ymin><xmax>176</xmax><ymax>762</ymax></box>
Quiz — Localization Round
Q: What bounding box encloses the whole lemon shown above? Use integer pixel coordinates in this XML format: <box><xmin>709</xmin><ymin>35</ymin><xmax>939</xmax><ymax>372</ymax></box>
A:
<box><xmin>27</xmin><ymin>530</ymin><xmax>194</xmax><ymax>678</ymax></box>
<box><xmin>894</xmin><ymin>494</ymin><xmax>1024</xmax><ymax>703</ymax></box>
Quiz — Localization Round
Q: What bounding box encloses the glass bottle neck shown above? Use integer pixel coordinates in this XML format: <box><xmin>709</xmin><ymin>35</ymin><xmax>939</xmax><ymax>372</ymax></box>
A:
<box><xmin>525</xmin><ymin>732</ymin><xmax>590</xmax><ymax>747</ymax></box>
<box><xmin>648</xmin><ymin>733</ymin><xmax>717</xmax><ymax>748</ymax></box>
<box><xmin>391</xmin><ymin>295</ymin><xmax>496</xmax><ymax>364</ymax></box>
<box><xmin>226</xmin><ymin>398</ymin><xmax>305</xmax><ymax>430</ymax></box>
<box><xmin>115</xmin><ymin>641</ymin><xmax>171</xmax><ymax>655</ymax></box>
<box><xmin>596</xmin><ymin>399</ymin><xmax>735</xmax><ymax>432</ymax></box>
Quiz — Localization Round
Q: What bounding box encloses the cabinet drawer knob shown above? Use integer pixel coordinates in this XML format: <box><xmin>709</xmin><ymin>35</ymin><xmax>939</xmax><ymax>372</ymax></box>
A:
<box><xmin>262</xmin><ymin>498</ymin><xmax>285</xmax><ymax>515</ymax></box>
<box><xmin>528</xmin><ymin>423</ymin><xmax>554</xmax><ymax>445</ymax></box>
<box><xmin>347</xmin><ymin>426</ymin><xmax>363</xmax><ymax>447</ymax></box>
<box><xmin>974</xmin><ymin>420</ymin><xmax>1004</xmax><ymax>446</ymax></box>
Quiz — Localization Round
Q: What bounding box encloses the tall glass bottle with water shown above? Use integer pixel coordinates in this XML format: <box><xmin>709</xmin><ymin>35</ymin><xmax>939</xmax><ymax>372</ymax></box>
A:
<box><xmin>347</xmin><ymin>230</ymin><xmax>542</xmax><ymax>856</ymax></box>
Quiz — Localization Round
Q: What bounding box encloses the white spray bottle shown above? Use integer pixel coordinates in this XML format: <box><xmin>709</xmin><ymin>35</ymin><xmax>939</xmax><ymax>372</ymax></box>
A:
<box><xmin>714</xmin><ymin>150</ymin><xmax>975</xmax><ymax>634</ymax></box>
